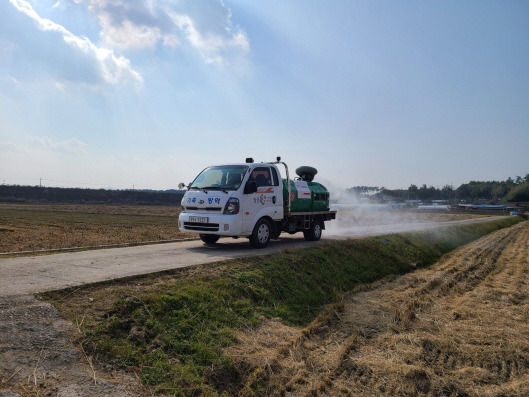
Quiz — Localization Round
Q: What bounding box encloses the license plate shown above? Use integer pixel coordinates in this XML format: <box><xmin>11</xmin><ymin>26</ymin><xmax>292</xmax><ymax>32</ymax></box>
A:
<box><xmin>189</xmin><ymin>216</ymin><xmax>208</xmax><ymax>223</ymax></box>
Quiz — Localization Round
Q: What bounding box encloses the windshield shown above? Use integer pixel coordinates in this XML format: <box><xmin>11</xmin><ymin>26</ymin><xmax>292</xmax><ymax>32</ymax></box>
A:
<box><xmin>190</xmin><ymin>165</ymin><xmax>248</xmax><ymax>190</ymax></box>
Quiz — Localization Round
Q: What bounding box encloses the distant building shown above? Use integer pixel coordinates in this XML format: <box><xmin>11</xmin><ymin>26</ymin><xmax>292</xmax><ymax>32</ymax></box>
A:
<box><xmin>418</xmin><ymin>204</ymin><xmax>450</xmax><ymax>211</ymax></box>
<box><xmin>457</xmin><ymin>204</ymin><xmax>508</xmax><ymax>212</ymax></box>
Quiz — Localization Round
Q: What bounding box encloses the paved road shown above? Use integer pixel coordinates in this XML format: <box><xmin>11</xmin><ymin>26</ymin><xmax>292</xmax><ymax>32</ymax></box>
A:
<box><xmin>0</xmin><ymin>236</ymin><xmax>321</xmax><ymax>297</ymax></box>
<box><xmin>0</xmin><ymin>216</ymin><xmax>506</xmax><ymax>297</ymax></box>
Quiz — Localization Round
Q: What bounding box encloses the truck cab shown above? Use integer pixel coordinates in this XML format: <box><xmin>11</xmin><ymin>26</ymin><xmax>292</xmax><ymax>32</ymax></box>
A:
<box><xmin>178</xmin><ymin>158</ymin><xmax>335</xmax><ymax>248</ymax></box>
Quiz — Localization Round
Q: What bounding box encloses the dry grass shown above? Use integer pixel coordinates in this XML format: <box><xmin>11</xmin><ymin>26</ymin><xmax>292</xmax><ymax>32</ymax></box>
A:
<box><xmin>0</xmin><ymin>203</ymin><xmax>192</xmax><ymax>253</ymax></box>
<box><xmin>227</xmin><ymin>220</ymin><xmax>529</xmax><ymax>396</ymax></box>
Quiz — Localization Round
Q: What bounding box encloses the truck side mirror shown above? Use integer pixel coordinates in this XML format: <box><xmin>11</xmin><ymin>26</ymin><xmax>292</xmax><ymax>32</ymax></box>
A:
<box><xmin>244</xmin><ymin>181</ymin><xmax>257</xmax><ymax>194</ymax></box>
<box><xmin>178</xmin><ymin>182</ymin><xmax>187</xmax><ymax>189</ymax></box>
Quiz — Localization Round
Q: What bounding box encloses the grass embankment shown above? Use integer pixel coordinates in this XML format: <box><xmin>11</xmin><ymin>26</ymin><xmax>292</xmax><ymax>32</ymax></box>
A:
<box><xmin>45</xmin><ymin>216</ymin><xmax>522</xmax><ymax>396</ymax></box>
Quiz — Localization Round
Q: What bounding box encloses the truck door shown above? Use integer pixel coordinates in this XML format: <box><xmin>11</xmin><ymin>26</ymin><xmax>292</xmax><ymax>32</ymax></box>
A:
<box><xmin>241</xmin><ymin>166</ymin><xmax>283</xmax><ymax>234</ymax></box>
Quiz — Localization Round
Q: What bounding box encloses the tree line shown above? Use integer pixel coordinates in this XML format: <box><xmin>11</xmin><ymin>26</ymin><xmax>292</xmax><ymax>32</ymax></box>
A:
<box><xmin>2</xmin><ymin>173</ymin><xmax>528</xmax><ymax>205</ymax></box>
<box><xmin>348</xmin><ymin>174</ymin><xmax>529</xmax><ymax>203</ymax></box>
<box><xmin>0</xmin><ymin>185</ymin><xmax>184</xmax><ymax>205</ymax></box>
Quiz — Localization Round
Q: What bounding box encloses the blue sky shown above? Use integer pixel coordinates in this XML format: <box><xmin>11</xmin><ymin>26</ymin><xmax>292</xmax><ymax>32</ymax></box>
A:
<box><xmin>1</xmin><ymin>0</ymin><xmax>528</xmax><ymax>191</ymax></box>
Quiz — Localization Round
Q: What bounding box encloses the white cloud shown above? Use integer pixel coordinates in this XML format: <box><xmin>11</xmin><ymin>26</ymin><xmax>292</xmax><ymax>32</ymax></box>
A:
<box><xmin>88</xmin><ymin>0</ymin><xmax>177</xmax><ymax>50</ymax></box>
<box><xmin>29</xmin><ymin>136</ymin><xmax>88</xmax><ymax>154</ymax></box>
<box><xmin>86</xmin><ymin>0</ymin><xmax>249</xmax><ymax>64</ymax></box>
<box><xmin>99</xmin><ymin>19</ymin><xmax>169</xmax><ymax>50</ymax></box>
<box><xmin>170</xmin><ymin>12</ymin><xmax>249</xmax><ymax>64</ymax></box>
<box><xmin>6</xmin><ymin>0</ymin><xmax>142</xmax><ymax>87</ymax></box>
<box><xmin>54</xmin><ymin>81</ymin><xmax>66</xmax><ymax>91</ymax></box>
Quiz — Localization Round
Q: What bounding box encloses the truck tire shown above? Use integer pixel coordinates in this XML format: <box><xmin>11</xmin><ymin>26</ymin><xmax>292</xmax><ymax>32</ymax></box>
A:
<box><xmin>303</xmin><ymin>219</ymin><xmax>323</xmax><ymax>241</ymax></box>
<box><xmin>200</xmin><ymin>234</ymin><xmax>220</xmax><ymax>245</ymax></box>
<box><xmin>249</xmin><ymin>218</ymin><xmax>271</xmax><ymax>248</ymax></box>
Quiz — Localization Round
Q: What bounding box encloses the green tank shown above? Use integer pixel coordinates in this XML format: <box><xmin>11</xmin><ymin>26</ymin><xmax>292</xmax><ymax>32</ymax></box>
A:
<box><xmin>282</xmin><ymin>179</ymin><xmax>330</xmax><ymax>212</ymax></box>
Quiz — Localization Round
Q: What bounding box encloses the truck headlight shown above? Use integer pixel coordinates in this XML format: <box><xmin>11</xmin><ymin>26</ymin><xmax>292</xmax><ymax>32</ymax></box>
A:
<box><xmin>223</xmin><ymin>197</ymin><xmax>239</xmax><ymax>214</ymax></box>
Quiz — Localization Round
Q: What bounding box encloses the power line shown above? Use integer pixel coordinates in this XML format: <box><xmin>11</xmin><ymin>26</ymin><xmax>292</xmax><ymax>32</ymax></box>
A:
<box><xmin>1</xmin><ymin>177</ymin><xmax>112</xmax><ymax>189</ymax></box>
<box><xmin>0</xmin><ymin>177</ymin><xmax>172</xmax><ymax>191</ymax></box>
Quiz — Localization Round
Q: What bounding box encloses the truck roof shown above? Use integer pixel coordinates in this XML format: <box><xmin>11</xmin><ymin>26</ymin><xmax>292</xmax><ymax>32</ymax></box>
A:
<box><xmin>210</xmin><ymin>162</ymin><xmax>278</xmax><ymax>168</ymax></box>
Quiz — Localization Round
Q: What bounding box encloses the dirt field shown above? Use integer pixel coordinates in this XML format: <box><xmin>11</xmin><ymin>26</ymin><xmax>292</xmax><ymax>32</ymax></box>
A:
<box><xmin>0</xmin><ymin>295</ymin><xmax>145</xmax><ymax>397</ymax></box>
<box><xmin>229</xmin><ymin>220</ymin><xmax>529</xmax><ymax>396</ymax></box>
<box><xmin>0</xmin><ymin>204</ymin><xmax>192</xmax><ymax>253</ymax></box>
<box><xmin>0</xmin><ymin>203</ymin><xmax>481</xmax><ymax>254</ymax></box>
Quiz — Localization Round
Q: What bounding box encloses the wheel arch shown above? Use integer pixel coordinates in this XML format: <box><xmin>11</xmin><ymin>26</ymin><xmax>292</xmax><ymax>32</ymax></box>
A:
<box><xmin>313</xmin><ymin>214</ymin><xmax>325</xmax><ymax>229</ymax></box>
<box><xmin>257</xmin><ymin>215</ymin><xmax>277</xmax><ymax>235</ymax></box>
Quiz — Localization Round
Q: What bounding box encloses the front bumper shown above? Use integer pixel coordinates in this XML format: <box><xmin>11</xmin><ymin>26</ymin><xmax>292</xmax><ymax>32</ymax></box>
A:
<box><xmin>178</xmin><ymin>212</ymin><xmax>245</xmax><ymax>236</ymax></box>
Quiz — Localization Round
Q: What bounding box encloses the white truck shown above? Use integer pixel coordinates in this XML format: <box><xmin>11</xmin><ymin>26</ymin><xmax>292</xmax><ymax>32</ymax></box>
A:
<box><xmin>178</xmin><ymin>157</ymin><xmax>336</xmax><ymax>248</ymax></box>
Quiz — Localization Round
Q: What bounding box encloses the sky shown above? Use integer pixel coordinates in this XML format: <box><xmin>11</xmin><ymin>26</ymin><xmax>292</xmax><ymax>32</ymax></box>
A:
<box><xmin>1</xmin><ymin>0</ymin><xmax>528</xmax><ymax>191</ymax></box>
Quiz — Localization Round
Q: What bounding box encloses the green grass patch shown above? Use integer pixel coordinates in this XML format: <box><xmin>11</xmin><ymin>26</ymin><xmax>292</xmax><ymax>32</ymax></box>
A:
<box><xmin>44</xmin><ymin>216</ymin><xmax>522</xmax><ymax>396</ymax></box>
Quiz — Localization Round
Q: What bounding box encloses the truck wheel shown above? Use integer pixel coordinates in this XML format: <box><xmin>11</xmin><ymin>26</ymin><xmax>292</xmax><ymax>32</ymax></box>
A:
<box><xmin>303</xmin><ymin>220</ymin><xmax>323</xmax><ymax>241</ymax></box>
<box><xmin>200</xmin><ymin>234</ymin><xmax>220</xmax><ymax>245</ymax></box>
<box><xmin>249</xmin><ymin>218</ymin><xmax>271</xmax><ymax>248</ymax></box>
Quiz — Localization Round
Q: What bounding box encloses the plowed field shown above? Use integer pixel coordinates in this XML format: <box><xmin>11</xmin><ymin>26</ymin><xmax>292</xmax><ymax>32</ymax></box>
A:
<box><xmin>230</xmin><ymin>221</ymin><xmax>529</xmax><ymax>396</ymax></box>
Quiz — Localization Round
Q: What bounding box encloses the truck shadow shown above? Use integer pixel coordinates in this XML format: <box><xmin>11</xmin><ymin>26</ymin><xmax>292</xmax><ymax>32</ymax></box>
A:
<box><xmin>185</xmin><ymin>237</ymin><xmax>318</xmax><ymax>257</ymax></box>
